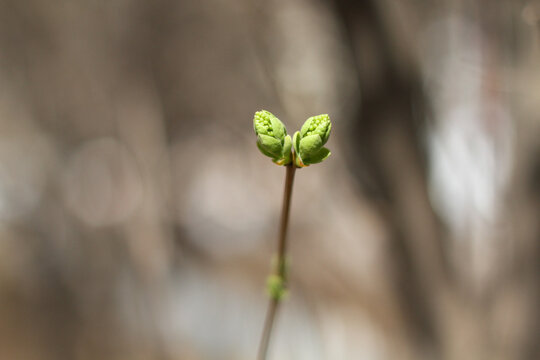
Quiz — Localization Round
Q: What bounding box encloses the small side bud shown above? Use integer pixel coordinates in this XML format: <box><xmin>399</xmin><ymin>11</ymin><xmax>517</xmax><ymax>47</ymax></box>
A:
<box><xmin>266</xmin><ymin>275</ymin><xmax>288</xmax><ymax>300</ymax></box>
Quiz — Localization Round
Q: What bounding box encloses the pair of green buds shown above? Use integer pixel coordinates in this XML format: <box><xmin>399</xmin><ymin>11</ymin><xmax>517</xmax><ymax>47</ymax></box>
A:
<box><xmin>253</xmin><ymin>110</ymin><xmax>332</xmax><ymax>167</ymax></box>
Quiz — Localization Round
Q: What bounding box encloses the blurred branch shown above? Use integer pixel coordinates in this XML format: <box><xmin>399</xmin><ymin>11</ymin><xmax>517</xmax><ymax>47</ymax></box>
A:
<box><xmin>330</xmin><ymin>0</ymin><xmax>452</xmax><ymax>353</ymax></box>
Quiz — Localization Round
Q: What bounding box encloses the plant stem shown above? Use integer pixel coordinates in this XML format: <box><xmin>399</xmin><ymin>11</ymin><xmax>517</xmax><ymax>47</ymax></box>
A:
<box><xmin>257</xmin><ymin>164</ymin><xmax>296</xmax><ymax>360</ymax></box>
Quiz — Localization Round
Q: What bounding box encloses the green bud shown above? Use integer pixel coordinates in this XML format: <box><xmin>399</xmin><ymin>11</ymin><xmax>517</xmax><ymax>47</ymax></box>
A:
<box><xmin>266</xmin><ymin>274</ymin><xmax>288</xmax><ymax>300</ymax></box>
<box><xmin>300</xmin><ymin>114</ymin><xmax>332</xmax><ymax>143</ymax></box>
<box><xmin>254</xmin><ymin>110</ymin><xmax>292</xmax><ymax>165</ymax></box>
<box><xmin>293</xmin><ymin>114</ymin><xmax>332</xmax><ymax>167</ymax></box>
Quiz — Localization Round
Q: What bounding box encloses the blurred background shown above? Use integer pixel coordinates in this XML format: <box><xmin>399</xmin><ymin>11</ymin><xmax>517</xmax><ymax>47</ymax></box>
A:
<box><xmin>0</xmin><ymin>0</ymin><xmax>539</xmax><ymax>359</ymax></box>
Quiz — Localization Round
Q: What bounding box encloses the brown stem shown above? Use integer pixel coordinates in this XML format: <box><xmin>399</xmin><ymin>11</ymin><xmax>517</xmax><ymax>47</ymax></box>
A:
<box><xmin>257</xmin><ymin>164</ymin><xmax>296</xmax><ymax>360</ymax></box>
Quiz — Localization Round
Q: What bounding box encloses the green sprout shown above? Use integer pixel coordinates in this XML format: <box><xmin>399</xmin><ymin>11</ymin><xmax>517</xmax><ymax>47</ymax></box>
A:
<box><xmin>253</xmin><ymin>110</ymin><xmax>292</xmax><ymax>165</ymax></box>
<box><xmin>293</xmin><ymin>114</ymin><xmax>332</xmax><ymax>167</ymax></box>
<box><xmin>254</xmin><ymin>110</ymin><xmax>332</xmax><ymax>360</ymax></box>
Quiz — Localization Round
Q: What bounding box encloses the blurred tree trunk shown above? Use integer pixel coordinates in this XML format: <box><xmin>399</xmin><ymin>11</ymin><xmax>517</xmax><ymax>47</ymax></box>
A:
<box><xmin>331</xmin><ymin>0</ymin><xmax>450</xmax><ymax>355</ymax></box>
<box><xmin>332</xmin><ymin>0</ymin><xmax>540</xmax><ymax>359</ymax></box>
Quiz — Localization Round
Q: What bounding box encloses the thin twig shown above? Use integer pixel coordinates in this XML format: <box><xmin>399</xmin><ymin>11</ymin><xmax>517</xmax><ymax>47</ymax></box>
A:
<box><xmin>257</xmin><ymin>164</ymin><xmax>296</xmax><ymax>360</ymax></box>
<box><xmin>257</xmin><ymin>298</ymin><xmax>279</xmax><ymax>360</ymax></box>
